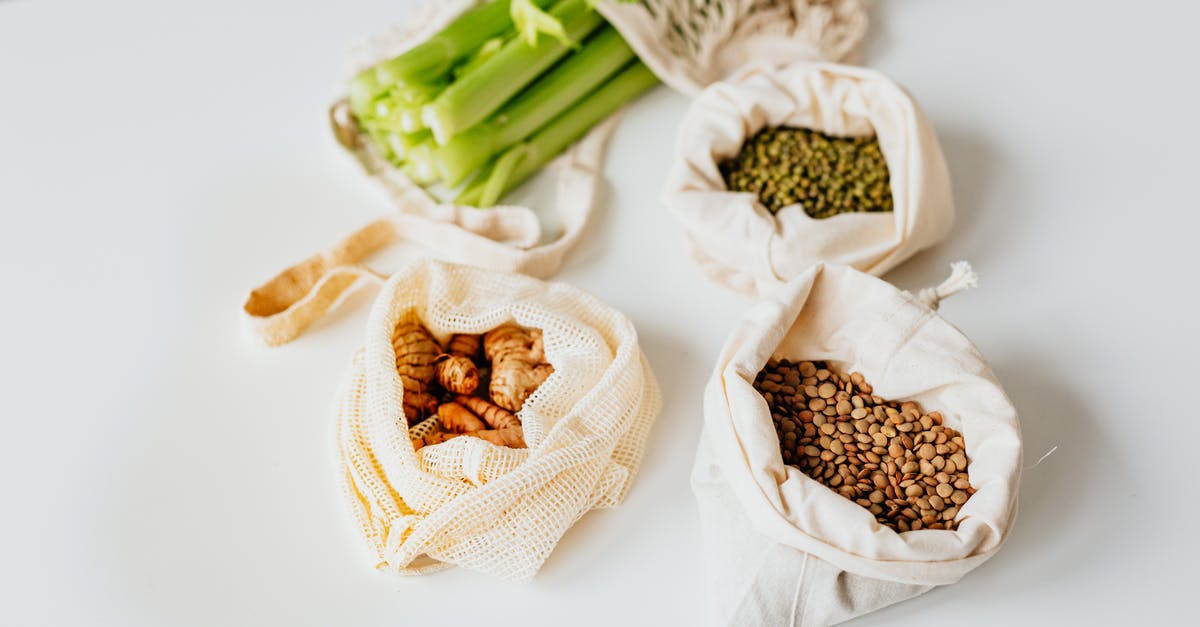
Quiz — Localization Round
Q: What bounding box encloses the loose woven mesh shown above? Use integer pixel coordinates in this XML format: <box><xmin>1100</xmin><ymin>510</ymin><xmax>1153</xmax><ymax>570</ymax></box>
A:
<box><xmin>335</xmin><ymin>259</ymin><xmax>661</xmax><ymax>581</ymax></box>
<box><xmin>694</xmin><ymin>263</ymin><xmax>1021</xmax><ymax>624</ymax></box>
<box><xmin>598</xmin><ymin>0</ymin><xmax>867</xmax><ymax>94</ymax></box>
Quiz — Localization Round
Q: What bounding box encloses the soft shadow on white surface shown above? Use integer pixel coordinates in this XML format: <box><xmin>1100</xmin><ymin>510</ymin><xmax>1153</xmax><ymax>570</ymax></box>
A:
<box><xmin>883</xmin><ymin>124</ymin><xmax>1005</xmax><ymax>292</ymax></box>
<box><xmin>852</xmin><ymin>343</ymin><xmax>1118</xmax><ymax>623</ymax></box>
<box><xmin>92</xmin><ymin>158</ymin><xmax>387</xmax><ymax>624</ymax></box>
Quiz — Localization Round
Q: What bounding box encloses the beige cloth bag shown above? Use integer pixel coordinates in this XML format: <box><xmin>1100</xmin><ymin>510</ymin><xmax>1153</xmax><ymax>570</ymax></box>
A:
<box><xmin>332</xmin><ymin>258</ymin><xmax>661</xmax><ymax>580</ymax></box>
<box><xmin>694</xmin><ymin>262</ymin><xmax>1020</xmax><ymax>625</ymax></box>
<box><xmin>664</xmin><ymin>63</ymin><xmax>956</xmax><ymax>296</ymax></box>
<box><xmin>243</xmin><ymin>1</ymin><xmax>869</xmax><ymax>346</ymax></box>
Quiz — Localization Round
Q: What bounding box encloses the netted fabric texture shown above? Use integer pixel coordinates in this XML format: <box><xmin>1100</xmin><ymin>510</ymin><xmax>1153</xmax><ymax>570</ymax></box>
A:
<box><xmin>694</xmin><ymin>263</ymin><xmax>1021</xmax><ymax>624</ymax></box>
<box><xmin>598</xmin><ymin>0</ymin><xmax>867</xmax><ymax>95</ymax></box>
<box><xmin>336</xmin><ymin>259</ymin><xmax>661</xmax><ymax>581</ymax></box>
<box><xmin>664</xmin><ymin>62</ymin><xmax>955</xmax><ymax>296</ymax></box>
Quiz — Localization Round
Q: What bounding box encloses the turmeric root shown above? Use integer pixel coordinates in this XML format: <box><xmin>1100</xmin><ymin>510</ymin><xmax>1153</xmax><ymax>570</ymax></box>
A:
<box><xmin>529</xmin><ymin>328</ymin><xmax>545</xmax><ymax>362</ymax></box>
<box><xmin>532</xmin><ymin>363</ymin><xmax>554</xmax><ymax>386</ymax></box>
<box><xmin>437</xmin><ymin>402</ymin><xmax>486</xmax><ymax>433</ymax></box>
<box><xmin>446</xmin><ymin>333</ymin><xmax>482</xmax><ymax>359</ymax></box>
<box><xmin>484</xmin><ymin>324</ymin><xmax>553</xmax><ymax>412</ymax></box>
<box><xmin>403</xmin><ymin>392</ymin><xmax>440</xmax><ymax>424</ymax></box>
<box><xmin>413</xmin><ymin>427</ymin><xmax>525</xmax><ymax>450</ymax></box>
<box><xmin>466</xmin><ymin>427</ymin><xmax>526</xmax><ymax>448</ymax></box>
<box><xmin>435</xmin><ymin>355</ymin><xmax>480</xmax><ymax>395</ymax></box>
<box><xmin>455</xmin><ymin>394</ymin><xmax>521</xmax><ymax>431</ymax></box>
<box><xmin>412</xmin><ymin>430</ymin><xmax>460</xmax><ymax>450</ymax></box>
<box><xmin>393</xmin><ymin>320</ymin><xmax>442</xmax><ymax>424</ymax></box>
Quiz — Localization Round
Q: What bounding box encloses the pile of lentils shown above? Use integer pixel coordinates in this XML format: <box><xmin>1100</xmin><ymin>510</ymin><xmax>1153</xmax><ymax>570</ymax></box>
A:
<box><xmin>719</xmin><ymin>126</ymin><xmax>894</xmax><ymax>218</ymax></box>
<box><xmin>754</xmin><ymin>359</ymin><xmax>975</xmax><ymax>532</ymax></box>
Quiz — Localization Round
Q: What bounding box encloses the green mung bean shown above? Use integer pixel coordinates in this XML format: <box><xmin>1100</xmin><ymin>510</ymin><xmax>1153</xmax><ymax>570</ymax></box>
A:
<box><xmin>719</xmin><ymin>126</ymin><xmax>894</xmax><ymax>219</ymax></box>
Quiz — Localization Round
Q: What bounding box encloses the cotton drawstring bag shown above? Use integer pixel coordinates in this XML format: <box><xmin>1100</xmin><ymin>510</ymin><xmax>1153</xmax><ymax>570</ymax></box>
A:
<box><xmin>694</xmin><ymin>262</ymin><xmax>1020</xmax><ymax>625</ymax></box>
<box><xmin>331</xmin><ymin>258</ymin><xmax>661</xmax><ymax>580</ymax></box>
<box><xmin>243</xmin><ymin>1</ymin><xmax>869</xmax><ymax>345</ymax></box>
<box><xmin>664</xmin><ymin>62</ymin><xmax>956</xmax><ymax>296</ymax></box>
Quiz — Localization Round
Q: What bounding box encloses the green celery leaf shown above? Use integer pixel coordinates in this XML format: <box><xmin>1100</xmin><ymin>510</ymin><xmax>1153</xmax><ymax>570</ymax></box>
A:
<box><xmin>511</xmin><ymin>0</ymin><xmax>573</xmax><ymax>47</ymax></box>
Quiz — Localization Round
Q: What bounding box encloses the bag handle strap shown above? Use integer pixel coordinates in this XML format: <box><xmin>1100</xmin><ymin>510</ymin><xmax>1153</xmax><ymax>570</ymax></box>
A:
<box><xmin>242</xmin><ymin>219</ymin><xmax>396</xmax><ymax>346</ymax></box>
<box><xmin>241</xmin><ymin>114</ymin><xmax>619</xmax><ymax>347</ymax></box>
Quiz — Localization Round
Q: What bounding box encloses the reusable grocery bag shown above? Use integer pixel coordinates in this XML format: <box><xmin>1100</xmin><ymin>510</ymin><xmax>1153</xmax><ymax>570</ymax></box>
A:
<box><xmin>694</xmin><ymin>262</ymin><xmax>1020</xmax><ymax>625</ymax></box>
<box><xmin>332</xmin><ymin>258</ymin><xmax>661</xmax><ymax>580</ymax></box>
<box><xmin>246</xmin><ymin>1</ymin><xmax>869</xmax><ymax>345</ymax></box>
<box><xmin>664</xmin><ymin>63</ymin><xmax>955</xmax><ymax>296</ymax></box>
<box><xmin>597</xmin><ymin>0</ymin><xmax>867</xmax><ymax>95</ymax></box>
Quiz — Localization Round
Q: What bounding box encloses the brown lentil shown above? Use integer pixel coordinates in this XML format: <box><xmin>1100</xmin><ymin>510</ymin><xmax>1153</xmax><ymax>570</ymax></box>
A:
<box><xmin>754</xmin><ymin>359</ymin><xmax>976</xmax><ymax>533</ymax></box>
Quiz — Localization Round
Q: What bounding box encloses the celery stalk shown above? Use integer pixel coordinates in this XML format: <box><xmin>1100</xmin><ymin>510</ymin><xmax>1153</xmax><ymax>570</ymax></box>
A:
<box><xmin>373</xmin><ymin>0</ymin><xmax>522</xmax><ymax>86</ymax></box>
<box><xmin>348</xmin><ymin>69</ymin><xmax>384</xmax><ymax>119</ymax></box>
<box><xmin>405</xmin><ymin>140</ymin><xmax>441</xmax><ymax>184</ymax></box>
<box><xmin>452</xmin><ymin>37</ymin><xmax>508</xmax><ymax>80</ymax></box>
<box><xmin>386</xmin><ymin>129</ymin><xmax>432</xmax><ymax>162</ymax></box>
<box><xmin>456</xmin><ymin>61</ymin><xmax>658</xmax><ymax>207</ymax></box>
<box><xmin>422</xmin><ymin>0</ymin><xmax>604</xmax><ymax>144</ymax></box>
<box><xmin>432</xmin><ymin>25</ymin><xmax>635</xmax><ymax>186</ymax></box>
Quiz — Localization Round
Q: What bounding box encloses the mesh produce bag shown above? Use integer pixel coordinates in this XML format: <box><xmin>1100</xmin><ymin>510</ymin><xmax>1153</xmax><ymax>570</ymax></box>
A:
<box><xmin>694</xmin><ymin>262</ymin><xmax>1020</xmax><ymax>624</ymax></box>
<box><xmin>598</xmin><ymin>0</ymin><xmax>867</xmax><ymax>95</ymax></box>
<box><xmin>331</xmin><ymin>258</ymin><xmax>661</xmax><ymax>580</ymax></box>
<box><xmin>664</xmin><ymin>62</ymin><xmax>955</xmax><ymax>296</ymax></box>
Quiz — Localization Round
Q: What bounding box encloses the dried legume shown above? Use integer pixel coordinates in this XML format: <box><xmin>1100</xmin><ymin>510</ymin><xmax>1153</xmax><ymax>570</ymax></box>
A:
<box><xmin>719</xmin><ymin>126</ymin><xmax>894</xmax><ymax>218</ymax></box>
<box><xmin>754</xmin><ymin>359</ymin><xmax>976</xmax><ymax>532</ymax></box>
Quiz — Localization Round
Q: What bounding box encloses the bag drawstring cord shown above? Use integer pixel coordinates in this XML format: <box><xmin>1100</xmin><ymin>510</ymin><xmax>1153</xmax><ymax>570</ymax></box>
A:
<box><xmin>916</xmin><ymin>261</ymin><xmax>978</xmax><ymax>311</ymax></box>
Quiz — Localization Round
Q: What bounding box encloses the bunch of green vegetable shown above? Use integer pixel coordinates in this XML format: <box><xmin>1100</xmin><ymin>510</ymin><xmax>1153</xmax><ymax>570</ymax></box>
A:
<box><xmin>337</xmin><ymin>0</ymin><xmax>656</xmax><ymax>208</ymax></box>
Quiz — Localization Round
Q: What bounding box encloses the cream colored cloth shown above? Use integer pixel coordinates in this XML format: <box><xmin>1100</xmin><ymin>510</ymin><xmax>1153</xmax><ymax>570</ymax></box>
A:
<box><xmin>664</xmin><ymin>63</ymin><xmax>955</xmax><ymax>296</ymax></box>
<box><xmin>335</xmin><ymin>258</ymin><xmax>662</xmax><ymax>581</ymax></box>
<box><xmin>239</xmin><ymin>126</ymin><xmax>611</xmax><ymax>346</ymax></box>
<box><xmin>599</xmin><ymin>0</ymin><xmax>867</xmax><ymax>95</ymax></box>
<box><xmin>694</xmin><ymin>263</ymin><xmax>1021</xmax><ymax>624</ymax></box>
<box><xmin>244</xmin><ymin>1</ymin><xmax>870</xmax><ymax>344</ymax></box>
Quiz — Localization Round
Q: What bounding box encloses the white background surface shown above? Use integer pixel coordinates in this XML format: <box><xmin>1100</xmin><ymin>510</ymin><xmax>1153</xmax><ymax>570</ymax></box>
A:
<box><xmin>1</xmin><ymin>0</ymin><xmax>1197</xmax><ymax>624</ymax></box>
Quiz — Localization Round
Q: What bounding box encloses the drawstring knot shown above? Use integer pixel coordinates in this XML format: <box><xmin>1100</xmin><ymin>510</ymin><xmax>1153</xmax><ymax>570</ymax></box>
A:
<box><xmin>916</xmin><ymin>261</ymin><xmax>978</xmax><ymax>311</ymax></box>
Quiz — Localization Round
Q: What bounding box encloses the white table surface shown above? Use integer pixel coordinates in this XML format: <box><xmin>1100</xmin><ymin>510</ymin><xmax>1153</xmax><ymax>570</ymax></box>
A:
<box><xmin>2</xmin><ymin>0</ymin><xmax>1196</xmax><ymax>624</ymax></box>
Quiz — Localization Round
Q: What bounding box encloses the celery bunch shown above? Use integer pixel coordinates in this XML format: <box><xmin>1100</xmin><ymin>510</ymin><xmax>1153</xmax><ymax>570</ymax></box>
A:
<box><xmin>342</xmin><ymin>0</ymin><xmax>655</xmax><ymax>208</ymax></box>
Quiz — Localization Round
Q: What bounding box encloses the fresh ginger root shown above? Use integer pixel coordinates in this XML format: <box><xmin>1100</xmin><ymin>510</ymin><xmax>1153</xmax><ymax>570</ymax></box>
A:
<box><xmin>484</xmin><ymin>324</ymin><xmax>555</xmax><ymax>412</ymax></box>
<box><xmin>435</xmin><ymin>355</ymin><xmax>480</xmax><ymax>395</ymax></box>
<box><xmin>455</xmin><ymin>394</ymin><xmax>521</xmax><ymax>431</ymax></box>
<box><xmin>446</xmin><ymin>333</ymin><xmax>482</xmax><ymax>359</ymax></box>
<box><xmin>393</xmin><ymin>320</ymin><xmax>442</xmax><ymax>424</ymax></box>
<box><xmin>437</xmin><ymin>402</ymin><xmax>486</xmax><ymax>433</ymax></box>
<box><xmin>467</xmin><ymin>427</ymin><xmax>526</xmax><ymax>448</ymax></box>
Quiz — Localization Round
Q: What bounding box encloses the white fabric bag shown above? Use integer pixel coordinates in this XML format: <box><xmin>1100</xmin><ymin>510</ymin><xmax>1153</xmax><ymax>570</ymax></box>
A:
<box><xmin>694</xmin><ymin>262</ymin><xmax>1021</xmax><ymax>625</ymax></box>
<box><xmin>333</xmin><ymin>258</ymin><xmax>661</xmax><ymax>581</ymax></box>
<box><xmin>664</xmin><ymin>63</ymin><xmax>956</xmax><ymax>296</ymax></box>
